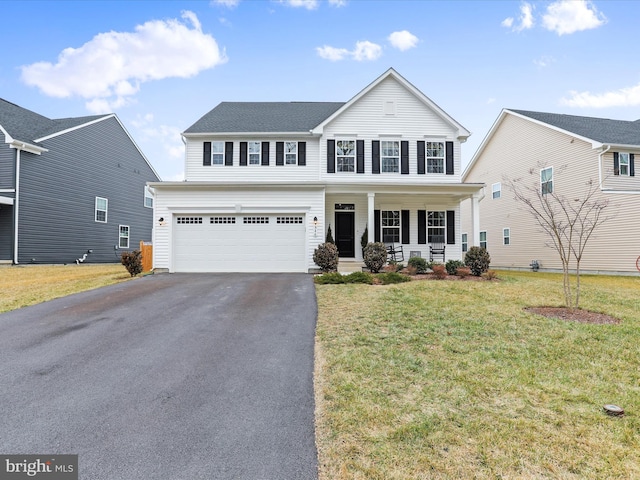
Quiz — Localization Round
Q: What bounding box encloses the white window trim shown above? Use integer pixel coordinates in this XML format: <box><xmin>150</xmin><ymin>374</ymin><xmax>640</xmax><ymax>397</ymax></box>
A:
<box><xmin>619</xmin><ymin>152</ymin><xmax>630</xmax><ymax>176</ymax></box>
<box><xmin>212</xmin><ymin>141</ymin><xmax>225</xmax><ymax>166</ymax></box>
<box><xmin>480</xmin><ymin>231</ymin><xmax>487</xmax><ymax>250</ymax></box>
<box><xmin>492</xmin><ymin>182</ymin><xmax>501</xmax><ymax>199</ymax></box>
<box><xmin>285</xmin><ymin>141</ymin><xmax>298</xmax><ymax>166</ymax></box>
<box><xmin>426</xmin><ymin>141</ymin><xmax>445</xmax><ymax>174</ymax></box>
<box><xmin>541</xmin><ymin>166</ymin><xmax>553</xmax><ymax>195</ymax></box>
<box><xmin>248</xmin><ymin>141</ymin><xmax>261</xmax><ymax>166</ymax></box>
<box><xmin>381</xmin><ymin>210</ymin><xmax>401</xmax><ymax>243</ymax></box>
<box><xmin>461</xmin><ymin>233</ymin><xmax>468</xmax><ymax>252</ymax></box>
<box><xmin>336</xmin><ymin>139</ymin><xmax>356</xmax><ymax>173</ymax></box>
<box><xmin>427</xmin><ymin>211</ymin><xmax>446</xmax><ymax>244</ymax></box>
<box><xmin>144</xmin><ymin>186</ymin><xmax>153</xmax><ymax>208</ymax></box>
<box><xmin>503</xmin><ymin>227</ymin><xmax>510</xmax><ymax>246</ymax></box>
<box><xmin>381</xmin><ymin>140</ymin><xmax>400</xmax><ymax>174</ymax></box>
<box><xmin>119</xmin><ymin>225</ymin><xmax>130</xmax><ymax>248</ymax></box>
<box><xmin>95</xmin><ymin>197</ymin><xmax>108</xmax><ymax>223</ymax></box>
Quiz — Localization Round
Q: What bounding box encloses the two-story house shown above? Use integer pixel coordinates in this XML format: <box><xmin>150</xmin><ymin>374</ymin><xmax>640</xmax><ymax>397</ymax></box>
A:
<box><xmin>150</xmin><ymin>69</ymin><xmax>484</xmax><ymax>273</ymax></box>
<box><xmin>461</xmin><ymin>108</ymin><xmax>640</xmax><ymax>274</ymax></box>
<box><xmin>0</xmin><ymin>99</ymin><xmax>160</xmax><ymax>265</ymax></box>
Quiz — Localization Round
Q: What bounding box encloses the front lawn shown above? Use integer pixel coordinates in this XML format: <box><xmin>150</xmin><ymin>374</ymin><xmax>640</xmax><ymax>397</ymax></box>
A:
<box><xmin>315</xmin><ymin>271</ymin><xmax>640</xmax><ymax>479</ymax></box>
<box><xmin>0</xmin><ymin>264</ymin><xmax>132</xmax><ymax>313</ymax></box>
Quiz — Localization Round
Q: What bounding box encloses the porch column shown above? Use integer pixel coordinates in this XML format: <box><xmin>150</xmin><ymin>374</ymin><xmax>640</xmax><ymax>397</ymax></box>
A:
<box><xmin>471</xmin><ymin>192</ymin><xmax>480</xmax><ymax>247</ymax></box>
<box><xmin>367</xmin><ymin>193</ymin><xmax>375</xmax><ymax>243</ymax></box>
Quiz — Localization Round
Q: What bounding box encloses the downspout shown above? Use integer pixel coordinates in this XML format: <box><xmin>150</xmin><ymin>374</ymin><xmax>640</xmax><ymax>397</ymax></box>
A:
<box><xmin>13</xmin><ymin>148</ymin><xmax>20</xmax><ymax>264</ymax></box>
<box><xmin>598</xmin><ymin>144</ymin><xmax>610</xmax><ymax>189</ymax></box>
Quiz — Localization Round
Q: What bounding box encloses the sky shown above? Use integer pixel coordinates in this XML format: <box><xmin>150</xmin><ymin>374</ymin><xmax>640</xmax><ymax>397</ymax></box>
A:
<box><xmin>2</xmin><ymin>0</ymin><xmax>639</xmax><ymax>181</ymax></box>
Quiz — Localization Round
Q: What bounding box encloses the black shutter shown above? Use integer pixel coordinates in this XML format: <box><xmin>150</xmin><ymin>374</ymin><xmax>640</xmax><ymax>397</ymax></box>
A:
<box><xmin>374</xmin><ymin>210</ymin><xmax>381</xmax><ymax>242</ymax></box>
<box><xmin>418</xmin><ymin>210</ymin><xmax>426</xmax><ymax>244</ymax></box>
<box><xmin>446</xmin><ymin>210</ymin><xmax>455</xmax><ymax>245</ymax></box>
<box><xmin>225</xmin><ymin>142</ymin><xmax>233</xmax><ymax>166</ymax></box>
<box><xmin>239</xmin><ymin>142</ymin><xmax>247</xmax><ymax>166</ymax></box>
<box><xmin>446</xmin><ymin>141</ymin><xmax>454</xmax><ymax>175</ymax></box>
<box><xmin>372</xmin><ymin>140</ymin><xmax>380</xmax><ymax>174</ymax></box>
<box><xmin>203</xmin><ymin>142</ymin><xmax>211</xmax><ymax>166</ymax></box>
<box><xmin>298</xmin><ymin>142</ymin><xmax>306</xmax><ymax>166</ymax></box>
<box><xmin>262</xmin><ymin>142</ymin><xmax>270</xmax><ymax>166</ymax></box>
<box><xmin>401</xmin><ymin>141</ymin><xmax>409</xmax><ymax>174</ymax></box>
<box><xmin>276</xmin><ymin>142</ymin><xmax>284</xmax><ymax>166</ymax></box>
<box><xmin>327</xmin><ymin>140</ymin><xmax>335</xmax><ymax>173</ymax></box>
<box><xmin>356</xmin><ymin>140</ymin><xmax>365</xmax><ymax>173</ymax></box>
<box><xmin>417</xmin><ymin>141</ymin><xmax>425</xmax><ymax>175</ymax></box>
<box><xmin>401</xmin><ymin>210</ymin><xmax>410</xmax><ymax>244</ymax></box>
<box><xmin>630</xmin><ymin>154</ymin><xmax>635</xmax><ymax>176</ymax></box>
<box><xmin>613</xmin><ymin>152</ymin><xmax>619</xmax><ymax>175</ymax></box>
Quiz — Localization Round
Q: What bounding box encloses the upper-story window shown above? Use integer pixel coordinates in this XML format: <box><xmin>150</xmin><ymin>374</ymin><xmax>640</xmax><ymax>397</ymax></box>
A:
<box><xmin>248</xmin><ymin>141</ymin><xmax>261</xmax><ymax>165</ymax></box>
<box><xmin>618</xmin><ymin>153</ymin><xmax>630</xmax><ymax>176</ymax></box>
<box><xmin>492</xmin><ymin>182</ymin><xmax>501</xmax><ymax>199</ymax></box>
<box><xmin>336</xmin><ymin>140</ymin><xmax>355</xmax><ymax>172</ymax></box>
<box><xmin>426</xmin><ymin>142</ymin><xmax>445</xmax><ymax>174</ymax></box>
<box><xmin>212</xmin><ymin>141</ymin><xmax>225</xmax><ymax>165</ymax></box>
<box><xmin>381</xmin><ymin>141</ymin><xmax>399</xmax><ymax>173</ymax></box>
<box><xmin>541</xmin><ymin>167</ymin><xmax>553</xmax><ymax>195</ymax></box>
<box><xmin>95</xmin><ymin>197</ymin><xmax>108</xmax><ymax>223</ymax></box>
<box><xmin>285</xmin><ymin>142</ymin><xmax>297</xmax><ymax>165</ymax></box>
<box><xmin>144</xmin><ymin>186</ymin><xmax>153</xmax><ymax>208</ymax></box>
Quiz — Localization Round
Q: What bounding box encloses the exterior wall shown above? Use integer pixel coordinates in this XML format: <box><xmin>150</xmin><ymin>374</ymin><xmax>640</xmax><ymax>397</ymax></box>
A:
<box><xmin>0</xmin><ymin>204</ymin><xmax>12</xmax><ymax>260</ymax></box>
<box><xmin>153</xmin><ymin>186</ymin><xmax>325</xmax><ymax>272</ymax></box>
<box><xmin>17</xmin><ymin>117</ymin><xmax>159</xmax><ymax>264</ymax></box>
<box><xmin>0</xmin><ymin>131</ymin><xmax>15</xmax><ymax>190</ymax></box>
<box><xmin>462</xmin><ymin>113</ymin><xmax>640</xmax><ymax>273</ymax></box>
<box><xmin>321</xmin><ymin>76</ymin><xmax>462</xmax><ymax>183</ymax></box>
<box><xmin>184</xmin><ymin>136</ymin><xmax>321</xmax><ymax>182</ymax></box>
<box><xmin>601</xmin><ymin>150</ymin><xmax>640</xmax><ymax>192</ymax></box>
<box><xmin>0</xmin><ymin>131</ymin><xmax>15</xmax><ymax>260</ymax></box>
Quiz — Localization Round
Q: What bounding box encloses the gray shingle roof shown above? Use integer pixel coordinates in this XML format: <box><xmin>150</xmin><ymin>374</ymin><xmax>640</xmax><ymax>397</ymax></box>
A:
<box><xmin>0</xmin><ymin>98</ymin><xmax>107</xmax><ymax>144</ymax></box>
<box><xmin>184</xmin><ymin>102</ymin><xmax>346</xmax><ymax>134</ymax></box>
<box><xmin>510</xmin><ymin>109</ymin><xmax>640</xmax><ymax>146</ymax></box>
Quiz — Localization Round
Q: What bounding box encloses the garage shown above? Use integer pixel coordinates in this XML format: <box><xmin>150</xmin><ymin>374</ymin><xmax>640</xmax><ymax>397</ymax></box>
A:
<box><xmin>172</xmin><ymin>214</ymin><xmax>307</xmax><ymax>272</ymax></box>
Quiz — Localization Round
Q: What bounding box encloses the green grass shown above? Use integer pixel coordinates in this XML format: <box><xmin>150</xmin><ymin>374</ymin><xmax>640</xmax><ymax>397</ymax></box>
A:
<box><xmin>0</xmin><ymin>264</ymin><xmax>133</xmax><ymax>313</ymax></box>
<box><xmin>315</xmin><ymin>271</ymin><xmax>640</xmax><ymax>479</ymax></box>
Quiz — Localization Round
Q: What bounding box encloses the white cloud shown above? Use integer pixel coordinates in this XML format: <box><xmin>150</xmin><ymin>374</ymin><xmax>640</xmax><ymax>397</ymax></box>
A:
<box><xmin>213</xmin><ymin>0</ymin><xmax>240</xmax><ymax>7</ymax></box>
<box><xmin>21</xmin><ymin>11</ymin><xmax>226</xmax><ymax>112</ymax></box>
<box><xmin>316</xmin><ymin>40</ymin><xmax>382</xmax><ymax>62</ymax></box>
<box><xmin>279</xmin><ymin>0</ymin><xmax>318</xmax><ymax>9</ymax></box>
<box><xmin>542</xmin><ymin>0</ymin><xmax>606</xmax><ymax>35</ymax></box>
<box><xmin>388</xmin><ymin>30</ymin><xmax>419</xmax><ymax>51</ymax></box>
<box><xmin>501</xmin><ymin>17</ymin><xmax>514</xmax><ymax>28</ymax></box>
<box><xmin>328</xmin><ymin>0</ymin><xmax>347</xmax><ymax>6</ymax></box>
<box><xmin>533</xmin><ymin>55</ymin><xmax>555</xmax><ymax>68</ymax></box>
<box><xmin>561</xmin><ymin>83</ymin><xmax>640</xmax><ymax>108</ymax></box>
<box><xmin>486</xmin><ymin>98</ymin><xmax>496</xmax><ymax>105</ymax></box>
<box><xmin>502</xmin><ymin>2</ymin><xmax>534</xmax><ymax>32</ymax></box>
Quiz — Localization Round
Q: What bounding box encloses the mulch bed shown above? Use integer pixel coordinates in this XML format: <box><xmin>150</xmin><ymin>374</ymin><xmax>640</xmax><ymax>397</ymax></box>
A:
<box><xmin>524</xmin><ymin>307</ymin><xmax>620</xmax><ymax>324</ymax></box>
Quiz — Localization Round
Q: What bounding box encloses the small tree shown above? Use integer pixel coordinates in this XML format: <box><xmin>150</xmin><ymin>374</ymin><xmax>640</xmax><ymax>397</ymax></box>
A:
<box><xmin>507</xmin><ymin>165</ymin><xmax>610</xmax><ymax>308</ymax></box>
<box><xmin>363</xmin><ymin>242</ymin><xmax>387</xmax><ymax>273</ymax></box>
<box><xmin>313</xmin><ymin>242</ymin><xmax>339</xmax><ymax>272</ymax></box>
<box><xmin>464</xmin><ymin>247</ymin><xmax>491</xmax><ymax>276</ymax></box>
<box><xmin>325</xmin><ymin>225</ymin><xmax>335</xmax><ymax>244</ymax></box>
<box><xmin>360</xmin><ymin>227</ymin><xmax>368</xmax><ymax>255</ymax></box>
<box><xmin>121</xmin><ymin>250</ymin><xmax>143</xmax><ymax>277</ymax></box>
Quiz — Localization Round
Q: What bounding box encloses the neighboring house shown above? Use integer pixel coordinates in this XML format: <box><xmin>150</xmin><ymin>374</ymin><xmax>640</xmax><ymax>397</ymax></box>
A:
<box><xmin>0</xmin><ymin>99</ymin><xmax>160</xmax><ymax>264</ymax></box>
<box><xmin>461</xmin><ymin>108</ymin><xmax>640</xmax><ymax>274</ymax></box>
<box><xmin>150</xmin><ymin>68</ymin><xmax>484</xmax><ymax>273</ymax></box>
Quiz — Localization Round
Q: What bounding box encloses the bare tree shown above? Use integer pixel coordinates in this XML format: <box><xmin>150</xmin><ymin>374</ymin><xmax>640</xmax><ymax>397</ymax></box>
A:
<box><xmin>506</xmin><ymin>165</ymin><xmax>610</xmax><ymax>308</ymax></box>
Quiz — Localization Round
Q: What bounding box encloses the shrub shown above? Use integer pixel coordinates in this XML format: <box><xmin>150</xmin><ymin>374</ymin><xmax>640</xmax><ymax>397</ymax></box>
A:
<box><xmin>431</xmin><ymin>264</ymin><xmax>447</xmax><ymax>280</ymax></box>
<box><xmin>377</xmin><ymin>272</ymin><xmax>411</xmax><ymax>284</ymax></box>
<box><xmin>363</xmin><ymin>242</ymin><xmax>387</xmax><ymax>273</ymax></box>
<box><xmin>464</xmin><ymin>246</ymin><xmax>491</xmax><ymax>277</ymax></box>
<box><xmin>445</xmin><ymin>259</ymin><xmax>465</xmax><ymax>275</ymax></box>
<box><xmin>483</xmin><ymin>269</ymin><xmax>498</xmax><ymax>281</ymax></box>
<box><xmin>121</xmin><ymin>250</ymin><xmax>143</xmax><ymax>277</ymax></box>
<box><xmin>407</xmin><ymin>256</ymin><xmax>428</xmax><ymax>274</ymax></box>
<box><xmin>404</xmin><ymin>265</ymin><xmax>418</xmax><ymax>276</ymax></box>
<box><xmin>360</xmin><ymin>227</ymin><xmax>368</xmax><ymax>253</ymax></box>
<box><xmin>325</xmin><ymin>226</ymin><xmax>335</xmax><ymax>244</ymax></box>
<box><xmin>344</xmin><ymin>271</ymin><xmax>374</xmax><ymax>284</ymax></box>
<box><xmin>313</xmin><ymin>272</ymin><xmax>345</xmax><ymax>284</ymax></box>
<box><xmin>313</xmin><ymin>242</ymin><xmax>339</xmax><ymax>272</ymax></box>
<box><xmin>456</xmin><ymin>267</ymin><xmax>471</xmax><ymax>278</ymax></box>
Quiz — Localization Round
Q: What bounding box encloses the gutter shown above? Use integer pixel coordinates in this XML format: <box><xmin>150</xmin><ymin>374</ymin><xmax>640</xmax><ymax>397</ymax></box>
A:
<box><xmin>598</xmin><ymin>144</ymin><xmax>611</xmax><ymax>189</ymax></box>
<box><xmin>13</xmin><ymin>148</ymin><xmax>21</xmax><ymax>264</ymax></box>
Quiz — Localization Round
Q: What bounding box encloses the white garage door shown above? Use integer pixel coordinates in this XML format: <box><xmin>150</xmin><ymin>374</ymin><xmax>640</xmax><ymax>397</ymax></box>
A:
<box><xmin>173</xmin><ymin>214</ymin><xmax>307</xmax><ymax>272</ymax></box>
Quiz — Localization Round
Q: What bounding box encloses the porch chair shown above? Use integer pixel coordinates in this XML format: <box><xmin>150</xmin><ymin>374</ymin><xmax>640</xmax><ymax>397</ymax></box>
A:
<box><xmin>384</xmin><ymin>237</ymin><xmax>405</xmax><ymax>263</ymax></box>
<box><xmin>429</xmin><ymin>243</ymin><xmax>445</xmax><ymax>262</ymax></box>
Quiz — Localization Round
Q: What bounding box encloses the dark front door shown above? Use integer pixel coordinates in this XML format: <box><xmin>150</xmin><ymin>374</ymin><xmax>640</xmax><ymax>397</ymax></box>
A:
<box><xmin>335</xmin><ymin>212</ymin><xmax>355</xmax><ymax>258</ymax></box>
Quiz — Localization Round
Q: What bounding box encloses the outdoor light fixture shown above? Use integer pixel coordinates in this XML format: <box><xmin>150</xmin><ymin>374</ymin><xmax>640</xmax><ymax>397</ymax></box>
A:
<box><xmin>313</xmin><ymin>216</ymin><xmax>318</xmax><ymax>236</ymax></box>
<box><xmin>159</xmin><ymin>217</ymin><xmax>166</xmax><ymax>226</ymax></box>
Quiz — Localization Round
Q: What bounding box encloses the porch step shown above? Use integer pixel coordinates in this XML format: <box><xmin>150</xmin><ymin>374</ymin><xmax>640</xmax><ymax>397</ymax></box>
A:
<box><xmin>337</xmin><ymin>260</ymin><xmax>364</xmax><ymax>274</ymax></box>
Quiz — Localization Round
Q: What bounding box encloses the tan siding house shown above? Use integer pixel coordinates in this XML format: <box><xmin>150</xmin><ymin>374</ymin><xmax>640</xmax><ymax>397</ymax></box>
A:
<box><xmin>461</xmin><ymin>109</ymin><xmax>640</xmax><ymax>274</ymax></box>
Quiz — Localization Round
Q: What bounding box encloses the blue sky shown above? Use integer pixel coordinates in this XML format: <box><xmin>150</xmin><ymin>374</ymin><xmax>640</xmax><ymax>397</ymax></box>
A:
<box><xmin>2</xmin><ymin>0</ymin><xmax>638</xmax><ymax>180</ymax></box>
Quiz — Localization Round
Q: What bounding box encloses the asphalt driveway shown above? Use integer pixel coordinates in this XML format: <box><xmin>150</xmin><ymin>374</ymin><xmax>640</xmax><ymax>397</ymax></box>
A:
<box><xmin>0</xmin><ymin>273</ymin><xmax>318</xmax><ymax>479</ymax></box>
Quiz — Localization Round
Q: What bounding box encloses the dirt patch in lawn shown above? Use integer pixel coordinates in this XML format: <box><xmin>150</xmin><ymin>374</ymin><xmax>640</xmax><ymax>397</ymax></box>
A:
<box><xmin>525</xmin><ymin>306</ymin><xmax>620</xmax><ymax>324</ymax></box>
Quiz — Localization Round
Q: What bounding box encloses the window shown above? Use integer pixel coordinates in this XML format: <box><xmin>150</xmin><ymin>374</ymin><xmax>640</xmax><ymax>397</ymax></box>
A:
<box><xmin>480</xmin><ymin>231</ymin><xmax>487</xmax><ymax>249</ymax></box>
<box><xmin>461</xmin><ymin>233</ymin><xmax>468</xmax><ymax>252</ymax></box>
<box><xmin>619</xmin><ymin>153</ymin><xmax>630</xmax><ymax>176</ymax></box>
<box><xmin>492</xmin><ymin>182</ymin><xmax>501</xmax><ymax>199</ymax></box>
<box><xmin>336</xmin><ymin>140</ymin><xmax>355</xmax><ymax>172</ymax></box>
<box><xmin>95</xmin><ymin>197</ymin><xmax>108</xmax><ymax>223</ymax></box>
<box><xmin>426</xmin><ymin>142</ymin><xmax>445</xmax><ymax>173</ymax></box>
<box><xmin>541</xmin><ymin>167</ymin><xmax>553</xmax><ymax>195</ymax></box>
<box><xmin>211</xmin><ymin>217</ymin><xmax>236</xmax><ymax>224</ymax></box>
<box><xmin>119</xmin><ymin>225</ymin><xmax>130</xmax><ymax>248</ymax></box>
<box><xmin>212</xmin><ymin>141</ymin><xmax>224</xmax><ymax>165</ymax></box>
<box><xmin>285</xmin><ymin>142</ymin><xmax>297</xmax><ymax>165</ymax></box>
<box><xmin>427</xmin><ymin>211</ymin><xmax>445</xmax><ymax>243</ymax></box>
<box><xmin>177</xmin><ymin>217</ymin><xmax>202</xmax><ymax>224</ymax></box>
<box><xmin>381</xmin><ymin>210</ymin><xmax>400</xmax><ymax>243</ymax></box>
<box><xmin>243</xmin><ymin>216</ymin><xmax>269</xmax><ymax>224</ymax></box>
<box><xmin>277</xmin><ymin>216</ymin><xmax>303</xmax><ymax>224</ymax></box>
<box><xmin>248</xmin><ymin>141</ymin><xmax>261</xmax><ymax>165</ymax></box>
<box><xmin>381</xmin><ymin>141</ymin><xmax>400</xmax><ymax>173</ymax></box>
<box><xmin>144</xmin><ymin>186</ymin><xmax>153</xmax><ymax>208</ymax></box>
<box><xmin>503</xmin><ymin>228</ymin><xmax>510</xmax><ymax>245</ymax></box>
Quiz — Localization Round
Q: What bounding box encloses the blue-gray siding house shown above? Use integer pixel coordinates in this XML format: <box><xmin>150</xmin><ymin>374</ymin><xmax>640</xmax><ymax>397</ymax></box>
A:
<box><xmin>0</xmin><ymin>99</ymin><xmax>160</xmax><ymax>264</ymax></box>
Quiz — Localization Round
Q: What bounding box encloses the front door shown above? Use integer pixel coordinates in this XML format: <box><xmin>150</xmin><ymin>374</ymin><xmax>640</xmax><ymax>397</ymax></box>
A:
<box><xmin>335</xmin><ymin>212</ymin><xmax>355</xmax><ymax>258</ymax></box>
